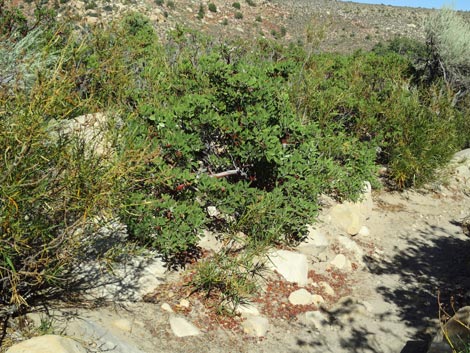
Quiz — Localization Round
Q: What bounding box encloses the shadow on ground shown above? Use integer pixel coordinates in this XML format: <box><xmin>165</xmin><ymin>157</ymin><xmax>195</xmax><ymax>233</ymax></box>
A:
<box><xmin>366</xmin><ymin>222</ymin><xmax>470</xmax><ymax>340</ymax></box>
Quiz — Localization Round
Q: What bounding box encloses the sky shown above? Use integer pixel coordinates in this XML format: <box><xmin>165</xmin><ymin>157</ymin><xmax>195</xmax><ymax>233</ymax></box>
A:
<box><xmin>339</xmin><ymin>0</ymin><xmax>470</xmax><ymax>11</ymax></box>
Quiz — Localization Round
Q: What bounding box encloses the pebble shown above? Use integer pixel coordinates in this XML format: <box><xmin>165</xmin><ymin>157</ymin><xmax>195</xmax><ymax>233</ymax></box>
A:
<box><xmin>288</xmin><ymin>289</ymin><xmax>314</xmax><ymax>305</ymax></box>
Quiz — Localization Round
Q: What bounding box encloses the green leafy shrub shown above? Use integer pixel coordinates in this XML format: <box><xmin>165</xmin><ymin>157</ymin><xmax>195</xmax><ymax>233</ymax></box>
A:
<box><xmin>208</xmin><ymin>3</ymin><xmax>217</xmax><ymax>12</ymax></box>
<box><xmin>234</xmin><ymin>11</ymin><xmax>243</xmax><ymax>19</ymax></box>
<box><xmin>197</xmin><ymin>3</ymin><xmax>205</xmax><ymax>20</ymax></box>
<box><xmin>293</xmin><ymin>51</ymin><xmax>464</xmax><ymax>188</ymax></box>
<box><xmin>245</xmin><ymin>0</ymin><xmax>255</xmax><ymax>6</ymax></box>
<box><xmin>232</xmin><ymin>2</ymin><xmax>240</xmax><ymax>9</ymax></box>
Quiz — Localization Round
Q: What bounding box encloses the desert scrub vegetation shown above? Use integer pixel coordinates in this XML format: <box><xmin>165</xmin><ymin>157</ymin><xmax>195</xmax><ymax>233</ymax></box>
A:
<box><xmin>1</xmin><ymin>6</ymin><xmax>469</xmax><ymax>311</ymax></box>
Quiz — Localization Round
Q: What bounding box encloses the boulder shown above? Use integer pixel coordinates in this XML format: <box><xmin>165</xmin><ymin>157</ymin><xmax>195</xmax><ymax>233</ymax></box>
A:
<box><xmin>6</xmin><ymin>335</ymin><xmax>87</xmax><ymax>353</ymax></box>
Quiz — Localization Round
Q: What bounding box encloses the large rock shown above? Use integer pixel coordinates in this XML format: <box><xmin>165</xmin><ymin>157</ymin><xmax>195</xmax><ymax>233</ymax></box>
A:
<box><xmin>169</xmin><ymin>317</ymin><xmax>201</xmax><ymax>337</ymax></box>
<box><xmin>6</xmin><ymin>335</ymin><xmax>87</xmax><ymax>353</ymax></box>
<box><xmin>267</xmin><ymin>250</ymin><xmax>309</xmax><ymax>285</ymax></box>
<box><xmin>328</xmin><ymin>182</ymin><xmax>373</xmax><ymax>235</ymax></box>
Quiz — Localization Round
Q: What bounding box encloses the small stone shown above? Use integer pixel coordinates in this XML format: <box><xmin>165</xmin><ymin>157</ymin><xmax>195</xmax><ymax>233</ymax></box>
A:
<box><xmin>330</xmin><ymin>254</ymin><xmax>347</xmax><ymax>269</ymax></box>
<box><xmin>169</xmin><ymin>317</ymin><xmax>201</xmax><ymax>337</ymax></box>
<box><xmin>288</xmin><ymin>289</ymin><xmax>314</xmax><ymax>305</ymax></box>
<box><xmin>207</xmin><ymin>206</ymin><xmax>219</xmax><ymax>217</ymax></box>
<box><xmin>358</xmin><ymin>226</ymin><xmax>370</xmax><ymax>237</ymax></box>
<box><xmin>312</xmin><ymin>295</ymin><xmax>325</xmax><ymax>306</ymax></box>
<box><xmin>242</xmin><ymin>316</ymin><xmax>269</xmax><ymax>337</ymax></box>
<box><xmin>6</xmin><ymin>335</ymin><xmax>87</xmax><ymax>353</ymax></box>
<box><xmin>179</xmin><ymin>299</ymin><xmax>190</xmax><ymax>308</ymax></box>
<box><xmin>319</xmin><ymin>281</ymin><xmax>335</xmax><ymax>297</ymax></box>
<box><xmin>161</xmin><ymin>303</ymin><xmax>173</xmax><ymax>313</ymax></box>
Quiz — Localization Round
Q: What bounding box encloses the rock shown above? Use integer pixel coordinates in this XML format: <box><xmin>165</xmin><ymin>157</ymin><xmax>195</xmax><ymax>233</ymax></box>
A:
<box><xmin>161</xmin><ymin>303</ymin><xmax>173</xmax><ymax>313</ymax></box>
<box><xmin>289</xmin><ymin>289</ymin><xmax>314</xmax><ymax>305</ymax></box>
<box><xmin>452</xmin><ymin>148</ymin><xmax>470</xmax><ymax>164</ymax></box>
<box><xmin>64</xmin><ymin>316</ymin><xmax>147</xmax><ymax>353</ymax></box>
<box><xmin>236</xmin><ymin>303</ymin><xmax>260</xmax><ymax>317</ymax></box>
<box><xmin>207</xmin><ymin>206</ymin><xmax>219</xmax><ymax>217</ymax></box>
<box><xmin>169</xmin><ymin>317</ymin><xmax>201</xmax><ymax>337</ymax></box>
<box><xmin>329</xmin><ymin>182</ymin><xmax>373</xmax><ymax>235</ymax></box>
<box><xmin>6</xmin><ymin>335</ymin><xmax>87</xmax><ymax>353</ymax></box>
<box><xmin>427</xmin><ymin>306</ymin><xmax>470</xmax><ymax>353</ymax></box>
<box><xmin>179</xmin><ymin>299</ymin><xmax>190</xmax><ymax>308</ymax></box>
<box><xmin>329</xmin><ymin>203</ymin><xmax>362</xmax><ymax>235</ymax></box>
<box><xmin>198</xmin><ymin>230</ymin><xmax>223</xmax><ymax>252</ymax></box>
<box><xmin>358</xmin><ymin>225</ymin><xmax>370</xmax><ymax>237</ymax></box>
<box><xmin>48</xmin><ymin>112</ymin><xmax>117</xmax><ymax>158</ymax></box>
<box><xmin>319</xmin><ymin>281</ymin><xmax>335</xmax><ymax>297</ymax></box>
<box><xmin>267</xmin><ymin>250</ymin><xmax>309</xmax><ymax>285</ymax></box>
<box><xmin>312</xmin><ymin>294</ymin><xmax>325</xmax><ymax>306</ymax></box>
<box><xmin>330</xmin><ymin>254</ymin><xmax>347</xmax><ymax>270</ymax></box>
<box><xmin>242</xmin><ymin>316</ymin><xmax>269</xmax><ymax>337</ymax></box>
<box><xmin>297</xmin><ymin>225</ymin><xmax>329</xmax><ymax>256</ymax></box>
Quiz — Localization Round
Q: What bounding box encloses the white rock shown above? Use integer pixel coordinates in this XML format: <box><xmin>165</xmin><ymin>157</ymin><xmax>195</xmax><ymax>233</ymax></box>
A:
<box><xmin>329</xmin><ymin>203</ymin><xmax>362</xmax><ymax>235</ymax></box>
<box><xmin>319</xmin><ymin>281</ymin><xmax>335</xmax><ymax>297</ymax></box>
<box><xmin>242</xmin><ymin>316</ymin><xmax>269</xmax><ymax>337</ymax></box>
<box><xmin>358</xmin><ymin>225</ymin><xmax>370</xmax><ymax>237</ymax></box>
<box><xmin>298</xmin><ymin>225</ymin><xmax>329</xmax><ymax>256</ymax></box>
<box><xmin>169</xmin><ymin>317</ymin><xmax>201</xmax><ymax>337</ymax></box>
<box><xmin>179</xmin><ymin>299</ymin><xmax>190</xmax><ymax>308</ymax></box>
<box><xmin>112</xmin><ymin>319</ymin><xmax>132</xmax><ymax>333</ymax></box>
<box><xmin>312</xmin><ymin>294</ymin><xmax>325</xmax><ymax>306</ymax></box>
<box><xmin>288</xmin><ymin>289</ymin><xmax>314</xmax><ymax>305</ymax></box>
<box><xmin>452</xmin><ymin>148</ymin><xmax>470</xmax><ymax>163</ymax></box>
<box><xmin>268</xmin><ymin>250</ymin><xmax>308</xmax><ymax>285</ymax></box>
<box><xmin>207</xmin><ymin>206</ymin><xmax>219</xmax><ymax>217</ymax></box>
<box><xmin>161</xmin><ymin>303</ymin><xmax>173</xmax><ymax>313</ymax></box>
<box><xmin>198</xmin><ymin>230</ymin><xmax>223</xmax><ymax>252</ymax></box>
<box><xmin>236</xmin><ymin>303</ymin><xmax>260</xmax><ymax>317</ymax></box>
<box><xmin>6</xmin><ymin>335</ymin><xmax>87</xmax><ymax>353</ymax></box>
<box><xmin>330</xmin><ymin>254</ymin><xmax>347</xmax><ymax>270</ymax></box>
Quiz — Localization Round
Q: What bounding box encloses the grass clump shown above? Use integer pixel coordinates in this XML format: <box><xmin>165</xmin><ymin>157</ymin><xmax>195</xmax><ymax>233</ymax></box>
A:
<box><xmin>234</xmin><ymin>11</ymin><xmax>243</xmax><ymax>19</ymax></box>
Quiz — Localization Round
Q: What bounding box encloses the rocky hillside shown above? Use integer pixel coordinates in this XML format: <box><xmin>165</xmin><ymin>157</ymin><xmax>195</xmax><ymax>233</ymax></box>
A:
<box><xmin>9</xmin><ymin>0</ymin><xmax>469</xmax><ymax>51</ymax></box>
